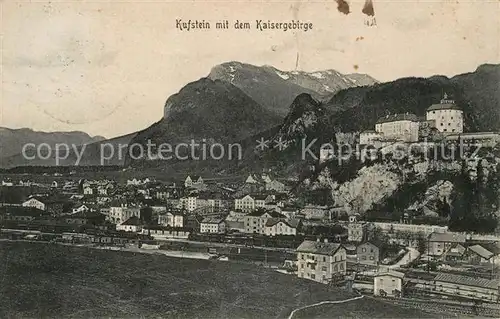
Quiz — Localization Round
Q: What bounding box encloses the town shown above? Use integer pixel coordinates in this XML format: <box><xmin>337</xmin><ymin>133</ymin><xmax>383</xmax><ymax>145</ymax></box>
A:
<box><xmin>1</xmin><ymin>168</ymin><xmax>499</xmax><ymax>314</ymax></box>
<box><xmin>2</xmin><ymin>95</ymin><xmax>500</xmax><ymax>316</ymax></box>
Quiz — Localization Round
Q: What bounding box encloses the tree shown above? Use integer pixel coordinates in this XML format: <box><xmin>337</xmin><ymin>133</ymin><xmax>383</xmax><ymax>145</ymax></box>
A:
<box><xmin>417</xmin><ymin>233</ymin><xmax>427</xmax><ymax>255</ymax></box>
<box><xmin>436</xmin><ymin>197</ymin><xmax>451</xmax><ymax>218</ymax></box>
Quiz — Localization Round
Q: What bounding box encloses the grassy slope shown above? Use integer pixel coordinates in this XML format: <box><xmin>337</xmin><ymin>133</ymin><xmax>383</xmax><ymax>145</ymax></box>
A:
<box><xmin>0</xmin><ymin>242</ymin><xmax>428</xmax><ymax>318</ymax></box>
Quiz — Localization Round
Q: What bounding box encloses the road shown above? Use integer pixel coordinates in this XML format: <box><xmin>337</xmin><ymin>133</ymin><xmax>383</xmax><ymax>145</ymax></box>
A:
<box><xmin>389</xmin><ymin>247</ymin><xmax>420</xmax><ymax>269</ymax></box>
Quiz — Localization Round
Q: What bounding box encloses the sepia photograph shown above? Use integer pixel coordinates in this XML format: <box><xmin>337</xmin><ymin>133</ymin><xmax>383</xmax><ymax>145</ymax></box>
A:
<box><xmin>1</xmin><ymin>0</ymin><xmax>500</xmax><ymax>317</ymax></box>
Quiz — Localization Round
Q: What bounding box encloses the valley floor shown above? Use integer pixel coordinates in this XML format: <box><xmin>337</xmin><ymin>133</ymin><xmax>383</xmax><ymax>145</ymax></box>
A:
<box><xmin>0</xmin><ymin>241</ymin><xmax>435</xmax><ymax>319</ymax></box>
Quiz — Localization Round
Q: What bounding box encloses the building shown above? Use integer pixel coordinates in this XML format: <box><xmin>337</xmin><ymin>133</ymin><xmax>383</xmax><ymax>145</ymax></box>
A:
<box><xmin>65</xmin><ymin>211</ymin><xmax>106</xmax><ymax>225</ymax></box>
<box><xmin>243</xmin><ymin>209</ymin><xmax>286</xmax><ymax>234</ymax></box>
<box><xmin>428</xmin><ymin>232</ymin><xmax>467</xmax><ymax>257</ymax></box>
<box><xmin>432</xmin><ymin>272</ymin><xmax>499</xmax><ymax>303</ymax></box>
<box><xmin>373</xmin><ymin>271</ymin><xmax>404</xmax><ymax>297</ymax></box>
<box><xmin>443</xmin><ymin>243</ymin><xmax>467</xmax><ymax>262</ymax></box>
<box><xmin>301</xmin><ymin>205</ymin><xmax>329</xmax><ymax>220</ymax></box>
<box><xmin>185</xmin><ymin>214</ymin><xmax>203</xmax><ymax>232</ymax></box>
<box><xmin>445</xmin><ymin>132</ymin><xmax>500</xmax><ymax>147</ymax></box>
<box><xmin>184</xmin><ymin>175</ymin><xmax>204</xmax><ymax>189</ymax></box>
<box><xmin>375</xmin><ymin>113</ymin><xmax>420</xmax><ymax>142</ymax></box>
<box><xmin>116</xmin><ymin>216</ymin><xmax>143</xmax><ymax>232</ymax></box>
<box><xmin>264</xmin><ymin>218</ymin><xmax>301</xmax><ymax>236</ymax></box>
<box><xmin>465</xmin><ymin>244</ymin><xmax>495</xmax><ymax>265</ymax></box>
<box><xmin>356</xmin><ymin>241</ymin><xmax>381</xmax><ymax>265</ymax></box>
<box><xmin>197</xmin><ymin>193</ymin><xmax>223</xmax><ymax>212</ymax></box>
<box><xmin>234</xmin><ymin>194</ymin><xmax>271</xmax><ymax>213</ymax></box>
<box><xmin>200</xmin><ymin>217</ymin><xmax>226</xmax><ymax>233</ymax></box>
<box><xmin>426</xmin><ymin>93</ymin><xmax>463</xmax><ymax>134</ymax></box>
<box><xmin>374</xmin><ymin>222</ymin><xmax>448</xmax><ymax>236</ymax></box>
<box><xmin>22</xmin><ymin>197</ymin><xmax>46</xmax><ymax>211</ymax></box>
<box><xmin>141</xmin><ymin>226</ymin><xmax>190</xmax><ymax>240</ymax></box>
<box><xmin>83</xmin><ymin>186</ymin><xmax>95</xmax><ymax>195</ymax></box>
<box><xmin>158</xmin><ymin>211</ymin><xmax>184</xmax><ymax>228</ymax></box>
<box><xmin>280</xmin><ymin>206</ymin><xmax>300</xmax><ymax>219</ymax></box>
<box><xmin>265</xmin><ymin>179</ymin><xmax>286</xmax><ymax>192</ymax></box>
<box><xmin>359</xmin><ymin>130</ymin><xmax>383</xmax><ymax>145</ymax></box>
<box><xmin>0</xmin><ymin>206</ymin><xmax>46</xmax><ymax>222</ymax></box>
<box><xmin>108</xmin><ymin>205</ymin><xmax>141</xmax><ymax>224</ymax></box>
<box><xmin>296</xmin><ymin>239</ymin><xmax>347</xmax><ymax>284</ymax></box>
<box><xmin>178</xmin><ymin>196</ymin><xmax>198</xmax><ymax>212</ymax></box>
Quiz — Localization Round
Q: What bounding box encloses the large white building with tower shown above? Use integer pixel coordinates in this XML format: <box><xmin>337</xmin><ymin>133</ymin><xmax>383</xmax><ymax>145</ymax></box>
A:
<box><xmin>426</xmin><ymin>93</ymin><xmax>464</xmax><ymax>134</ymax></box>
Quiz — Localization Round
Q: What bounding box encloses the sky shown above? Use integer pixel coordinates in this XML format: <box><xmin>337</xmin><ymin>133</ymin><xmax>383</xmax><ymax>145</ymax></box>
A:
<box><xmin>2</xmin><ymin>0</ymin><xmax>499</xmax><ymax>139</ymax></box>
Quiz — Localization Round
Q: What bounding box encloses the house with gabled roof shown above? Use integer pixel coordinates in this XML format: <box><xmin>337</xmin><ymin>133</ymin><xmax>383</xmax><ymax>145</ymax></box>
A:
<box><xmin>356</xmin><ymin>240</ymin><xmax>382</xmax><ymax>265</ymax></box>
<box><xmin>234</xmin><ymin>194</ymin><xmax>273</xmax><ymax>213</ymax></box>
<box><xmin>116</xmin><ymin>216</ymin><xmax>143</xmax><ymax>232</ymax></box>
<box><xmin>184</xmin><ymin>175</ymin><xmax>204</xmax><ymax>189</ymax></box>
<box><xmin>264</xmin><ymin>218</ymin><xmax>301</xmax><ymax>236</ymax></box>
<box><xmin>428</xmin><ymin>232</ymin><xmax>466</xmax><ymax>257</ymax></box>
<box><xmin>22</xmin><ymin>197</ymin><xmax>46</xmax><ymax>211</ymax></box>
<box><xmin>296</xmin><ymin>239</ymin><xmax>346</xmax><ymax>284</ymax></box>
<box><xmin>443</xmin><ymin>242</ymin><xmax>467</xmax><ymax>262</ymax></box>
<box><xmin>200</xmin><ymin>217</ymin><xmax>226</xmax><ymax>234</ymax></box>
<box><xmin>466</xmin><ymin>244</ymin><xmax>495</xmax><ymax>265</ymax></box>
<box><xmin>243</xmin><ymin>209</ymin><xmax>286</xmax><ymax>234</ymax></box>
<box><xmin>374</xmin><ymin>271</ymin><xmax>404</xmax><ymax>297</ymax></box>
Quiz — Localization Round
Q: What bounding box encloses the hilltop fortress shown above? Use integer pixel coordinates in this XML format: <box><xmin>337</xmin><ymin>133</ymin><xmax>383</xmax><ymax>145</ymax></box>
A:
<box><xmin>359</xmin><ymin>94</ymin><xmax>499</xmax><ymax>147</ymax></box>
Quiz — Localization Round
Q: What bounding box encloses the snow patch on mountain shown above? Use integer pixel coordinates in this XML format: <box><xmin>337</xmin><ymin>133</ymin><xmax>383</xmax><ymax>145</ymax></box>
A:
<box><xmin>276</xmin><ymin>71</ymin><xmax>290</xmax><ymax>80</ymax></box>
<box><xmin>311</xmin><ymin>72</ymin><xmax>325</xmax><ymax>79</ymax></box>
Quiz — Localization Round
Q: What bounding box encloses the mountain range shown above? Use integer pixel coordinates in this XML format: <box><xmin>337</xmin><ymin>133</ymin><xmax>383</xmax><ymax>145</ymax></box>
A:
<box><xmin>2</xmin><ymin>62</ymin><xmax>500</xmax><ymax>172</ymax></box>
<box><xmin>208</xmin><ymin>61</ymin><xmax>378</xmax><ymax>116</ymax></box>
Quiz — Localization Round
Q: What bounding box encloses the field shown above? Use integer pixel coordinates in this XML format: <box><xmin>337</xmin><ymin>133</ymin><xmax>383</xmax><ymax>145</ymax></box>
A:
<box><xmin>0</xmin><ymin>242</ymin><xmax>432</xmax><ymax>318</ymax></box>
<box><xmin>292</xmin><ymin>297</ymin><xmax>439</xmax><ymax>318</ymax></box>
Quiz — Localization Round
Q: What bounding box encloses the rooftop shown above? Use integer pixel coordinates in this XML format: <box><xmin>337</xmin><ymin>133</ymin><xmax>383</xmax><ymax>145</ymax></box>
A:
<box><xmin>434</xmin><ymin>272</ymin><xmax>499</xmax><ymax>290</ymax></box>
<box><xmin>427</xmin><ymin>94</ymin><xmax>462</xmax><ymax>112</ymax></box>
<box><xmin>296</xmin><ymin>240</ymin><xmax>342</xmax><ymax>256</ymax></box>
<box><xmin>376</xmin><ymin>113</ymin><xmax>419</xmax><ymax>124</ymax></box>
<box><xmin>468</xmin><ymin>244</ymin><xmax>494</xmax><ymax>260</ymax></box>
<box><xmin>428</xmin><ymin>232</ymin><xmax>466</xmax><ymax>243</ymax></box>
<box><xmin>120</xmin><ymin>216</ymin><xmax>142</xmax><ymax>226</ymax></box>
<box><xmin>201</xmin><ymin>217</ymin><xmax>225</xmax><ymax>224</ymax></box>
<box><xmin>265</xmin><ymin>218</ymin><xmax>300</xmax><ymax>228</ymax></box>
<box><xmin>374</xmin><ymin>271</ymin><xmax>405</xmax><ymax>279</ymax></box>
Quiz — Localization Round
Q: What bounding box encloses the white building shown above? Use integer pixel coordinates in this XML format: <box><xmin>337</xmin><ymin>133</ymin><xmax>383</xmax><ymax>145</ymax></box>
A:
<box><xmin>243</xmin><ymin>209</ymin><xmax>286</xmax><ymax>234</ymax></box>
<box><xmin>22</xmin><ymin>198</ymin><xmax>46</xmax><ymax>211</ymax></box>
<box><xmin>184</xmin><ymin>175</ymin><xmax>204</xmax><ymax>188</ymax></box>
<box><xmin>108</xmin><ymin>205</ymin><xmax>141</xmax><ymax>224</ymax></box>
<box><xmin>375</xmin><ymin>113</ymin><xmax>420</xmax><ymax>142</ymax></box>
<box><xmin>234</xmin><ymin>194</ymin><xmax>270</xmax><ymax>213</ymax></box>
<box><xmin>179</xmin><ymin>196</ymin><xmax>198</xmax><ymax>212</ymax></box>
<box><xmin>200</xmin><ymin>218</ymin><xmax>226</xmax><ymax>233</ymax></box>
<box><xmin>158</xmin><ymin>211</ymin><xmax>184</xmax><ymax>228</ymax></box>
<box><xmin>426</xmin><ymin>94</ymin><xmax>463</xmax><ymax>134</ymax></box>
<box><xmin>264</xmin><ymin>219</ymin><xmax>300</xmax><ymax>236</ymax></box>
<box><xmin>116</xmin><ymin>216</ymin><xmax>143</xmax><ymax>232</ymax></box>
<box><xmin>296</xmin><ymin>239</ymin><xmax>347</xmax><ymax>284</ymax></box>
<box><xmin>359</xmin><ymin>130</ymin><xmax>383</xmax><ymax>145</ymax></box>
<box><xmin>83</xmin><ymin>186</ymin><xmax>94</xmax><ymax>195</ymax></box>
<box><xmin>374</xmin><ymin>271</ymin><xmax>404</xmax><ymax>297</ymax></box>
<box><xmin>373</xmin><ymin>222</ymin><xmax>448</xmax><ymax>236</ymax></box>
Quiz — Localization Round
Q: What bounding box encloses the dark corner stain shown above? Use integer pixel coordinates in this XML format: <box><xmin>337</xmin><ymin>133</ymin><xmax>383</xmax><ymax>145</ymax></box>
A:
<box><xmin>362</xmin><ymin>0</ymin><xmax>375</xmax><ymax>16</ymax></box>
<box><xmin>353</xmin><ymin>64</ymin><xmax>359</xmax><ymax>71</ymax></box>
<box><xmin>335</xmin><ymin>0</ymin><xmax>350</xmax><ymax>15</ymax></box>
